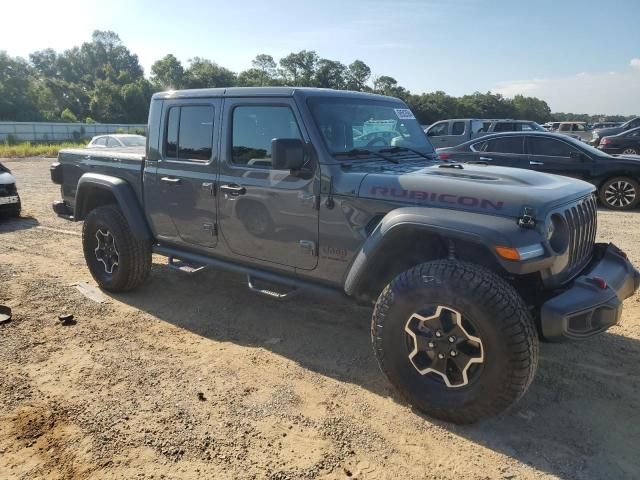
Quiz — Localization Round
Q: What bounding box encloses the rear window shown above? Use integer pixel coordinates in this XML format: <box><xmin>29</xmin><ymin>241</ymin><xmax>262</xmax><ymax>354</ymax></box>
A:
<box><xmin>164</xmin><ymin>105</ymin><xmax>214</xmax><ymax>161</ymax></box>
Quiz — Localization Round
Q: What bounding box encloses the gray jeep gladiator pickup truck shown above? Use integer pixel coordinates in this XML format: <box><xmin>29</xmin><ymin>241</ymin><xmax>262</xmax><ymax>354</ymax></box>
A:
<box><xmin>50</xmin><ymin>87</ymin><xmax>639</xmax><ymax>424</ymax></box>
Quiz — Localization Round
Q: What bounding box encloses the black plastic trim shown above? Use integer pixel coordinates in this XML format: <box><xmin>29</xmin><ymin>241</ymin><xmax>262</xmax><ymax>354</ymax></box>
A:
<box><xmin>540</xmin><ymin>243</ymin><xmax>640</xmax><ymax>341</ymax></box>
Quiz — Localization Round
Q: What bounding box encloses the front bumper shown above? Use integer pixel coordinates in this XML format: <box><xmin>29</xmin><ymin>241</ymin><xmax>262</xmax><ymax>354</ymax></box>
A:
<box><xmin>540</xmin><ymin>243</ymin><xmax>640</xmax><ymax>341</ymax></box>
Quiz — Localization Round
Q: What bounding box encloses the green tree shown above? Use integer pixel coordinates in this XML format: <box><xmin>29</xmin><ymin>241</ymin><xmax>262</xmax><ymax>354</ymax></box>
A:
<box><xmin>314</xmin><ymin>59</ymin><xmax>346</xmax><ymax>89</ymax></box>
<box><xmin>278</xmin><ymin>50</ymin><xmax>318</xmax><ymax>86</ymax></box>
<box><xmin>151</xmin><ymin>54</ymin><xmax>185</xmax><ymax>89</ymax></box>
<box><xmin>184</xmin><ymin>57</ymin><xmax>236</xmax><ymax>88</ymax></box>
<box><xmin>60</xmin><ymin>108</ymin><xmax>78</xmax><ymax>122</ymax></box>
<box><xmin>0</xmin><ymin>52</ymin><xmax>40</xmax><ymax>121</ymax></box>
<box><xmin>345</xmin><ymin>60</ymin><xmax>371</xmax><ymax>91</ymax></box>
<box><xmin>251</xmin><ymin>54</ymin><xmax>277</xmax><ymax>85</ymax></box>
<box><xmin>406</xmin><ymin>91</ymin><xmax>460</xmax><ymax>125</ymax></box>
<box><xmin>511</xmin><ymin>95</ymin><xmax>551</xmax><ymax>123</ymax></box>
<box><xmin>458</xmin><ymin>92</ymin><xmax>516</xmax><ymax>119</ymax></box>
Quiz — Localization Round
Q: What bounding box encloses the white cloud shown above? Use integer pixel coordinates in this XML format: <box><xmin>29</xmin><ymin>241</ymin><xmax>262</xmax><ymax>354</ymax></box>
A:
<box><xmin>493</xmin><ymin>60</ymin><xmax>640</xmax><ymax>115</ymax></box>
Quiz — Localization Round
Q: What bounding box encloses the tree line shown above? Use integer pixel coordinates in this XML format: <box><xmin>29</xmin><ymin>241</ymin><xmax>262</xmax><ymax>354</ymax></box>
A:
<box><xmin>0</xmin><ymin>30</ymin><xmax>634</xmax><ymax>126</ymax></box>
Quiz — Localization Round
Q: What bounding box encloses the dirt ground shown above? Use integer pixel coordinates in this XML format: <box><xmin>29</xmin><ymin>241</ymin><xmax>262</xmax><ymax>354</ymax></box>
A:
<box><xmin>1</xmin><ymin>157</ymin><xmax>639</xmax><ymax>480</ymax></box>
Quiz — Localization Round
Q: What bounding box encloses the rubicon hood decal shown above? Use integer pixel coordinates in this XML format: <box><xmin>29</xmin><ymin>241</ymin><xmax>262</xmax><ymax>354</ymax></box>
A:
<box><xmin>370</xmin><ymin>186</ymin><xmax>504</xmax><ymax>211</ymax></box>
<box><xmin>356</xmin><ymin>163</ymin><xmax>595</xmax><ymax>218</ymax></box>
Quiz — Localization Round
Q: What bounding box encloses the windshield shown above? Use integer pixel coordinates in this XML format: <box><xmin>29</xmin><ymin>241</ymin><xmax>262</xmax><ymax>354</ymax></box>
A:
<box><xmin>119</xmin><ymin>136</ymin><xmax>146</xmax><ymax>147</ymax></box>
<box><xmin>307</xmin><ymin>97</ymin><xmax>434</xmax><ymax>158</ymax></box>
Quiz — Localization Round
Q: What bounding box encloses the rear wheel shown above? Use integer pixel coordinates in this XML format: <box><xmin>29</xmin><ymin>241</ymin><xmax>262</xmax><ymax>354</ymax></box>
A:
<box><xmin>622</xmin><ymin>147</ymin><xmax>639</xmax><ymax>155</ymax></box>
<box><xmin>599</xmin><ymin>177</ymin><xmax>640</xmax><ymax>210</ymax></box>
<box><xmin>371</xmin><ymin>260</ymin><xmax>538</xmax><ymax>424</ymax></box>
<box><xmin>82</xmin><ymin>205</ymin><xmax>151</xmax><ymax>292</ymax></box>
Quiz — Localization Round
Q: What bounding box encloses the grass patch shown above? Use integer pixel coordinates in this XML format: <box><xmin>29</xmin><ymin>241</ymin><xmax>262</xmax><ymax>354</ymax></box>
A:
<box><xmin>0</xmin><ymin>141</ymin><xmax>86</xmax><ymax>158</ymax></box>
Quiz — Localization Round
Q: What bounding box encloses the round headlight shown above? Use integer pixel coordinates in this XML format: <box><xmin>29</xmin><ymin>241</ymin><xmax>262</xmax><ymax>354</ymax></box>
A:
<box><xmin>548</xmin><ymin>214</ymin><xmax>569</xmax><ymax>254</ymax></box>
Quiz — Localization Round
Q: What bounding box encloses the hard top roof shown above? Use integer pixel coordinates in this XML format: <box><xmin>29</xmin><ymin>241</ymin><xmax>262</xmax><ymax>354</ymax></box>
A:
<box><xmin>151</xmin><ymin>86</ymin><xmax>397</xmax><ymax>101</ymax></box>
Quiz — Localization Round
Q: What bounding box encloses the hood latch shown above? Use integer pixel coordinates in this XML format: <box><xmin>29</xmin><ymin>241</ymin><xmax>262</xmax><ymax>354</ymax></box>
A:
<box><xmin>518</xmin><ymin>207</ymin><xmax>536</xmax><ymax>229</ymax></box>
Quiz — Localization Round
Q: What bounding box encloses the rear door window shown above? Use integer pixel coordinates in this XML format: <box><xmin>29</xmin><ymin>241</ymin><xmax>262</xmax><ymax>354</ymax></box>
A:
<box><xmin>485</xmin><ymin>136</ymin><xmax>524</xmax><ymax>154</ymax></box>
<box><xmin>164</xmin><ymin>105</ymin><xmax>215</xmax><ymax>162</ymax></box>
<box><xmin>493</xmin><ymin>123</ymin><xmax>515</xmax><ymax>132</ymax></box>
<box><xmin>451</xmin><ymin>121</ymin><xmax>465</xmax><ymax>136</ymax></box>
<box><xmin>529</xmin><ymin>137</ymin><xmax>575</xmax><ymax>157</ymax></box>
<box><xmin>106</xmin><ymin>137</ymin><xmax>120</xmax><ymax>147</ymax></box>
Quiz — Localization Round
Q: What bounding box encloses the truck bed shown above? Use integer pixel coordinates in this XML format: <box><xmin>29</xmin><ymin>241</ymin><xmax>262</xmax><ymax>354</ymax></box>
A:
<box><xmin>56</xmin><ymin>147</ymin><xmax>145</xmax><ymax>208</ymax></box>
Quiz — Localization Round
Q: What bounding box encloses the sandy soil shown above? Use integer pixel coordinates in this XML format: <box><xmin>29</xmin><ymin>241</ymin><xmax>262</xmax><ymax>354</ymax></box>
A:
<box><xmin>1</xmin><ymin>157</ymin><xmax>639</xmax><ymax>480</ymax></box>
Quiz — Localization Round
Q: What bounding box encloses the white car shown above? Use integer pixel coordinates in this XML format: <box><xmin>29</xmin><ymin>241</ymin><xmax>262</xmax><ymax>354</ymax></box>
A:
<box><xmin>87</xmin><ymin>134</ymin><xmax>146</xmax><ymax>149</ymax></box>
<box><xmin>0</xmin><ymin>162</ymin><xmax>20</xmax><ymax>217</ymax></box>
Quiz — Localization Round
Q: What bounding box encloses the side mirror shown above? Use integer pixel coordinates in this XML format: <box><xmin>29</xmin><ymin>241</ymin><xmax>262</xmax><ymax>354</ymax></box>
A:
<box><xmin>271</xmin><ymin>138</ymin><xmax>305</xmax><ymax>171</ymax></box>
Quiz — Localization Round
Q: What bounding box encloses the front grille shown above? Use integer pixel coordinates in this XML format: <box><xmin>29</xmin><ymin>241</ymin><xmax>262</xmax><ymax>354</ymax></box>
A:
<box><xmin>0</xmin><ymin>183</ymin><xmax>17</xmax><ymax>197</ymax></box>
<box><xmin>563</xmin><ymin>194</ymin><xmax>597</xmax><ymax>275</ymax></box>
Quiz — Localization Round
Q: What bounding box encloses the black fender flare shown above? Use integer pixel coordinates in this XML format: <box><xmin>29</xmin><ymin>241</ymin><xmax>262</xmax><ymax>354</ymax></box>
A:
<box><xmin>74</xmin><ymin>173</ymin><xmax>152</xmax><ymax>241</ymax></box>
<box><xmin>343</xmin><ymin>206</ymin><xmax>548</xmax><ymax>297</ymax></box>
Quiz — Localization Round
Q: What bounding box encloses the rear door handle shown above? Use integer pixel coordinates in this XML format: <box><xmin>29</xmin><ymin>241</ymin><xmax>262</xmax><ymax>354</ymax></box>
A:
<box><xmin>479</xmin><ymin>156</ymin><xmax>493</xmax><ymax>161</ymax></box>
<box><xmin>160</xmin><ymin>176</ymin><xmax>181</xmax><ymax>184</ymax></box>
<box><xmin>529</xmin><ymin>161</ymin><xmax>544</xmax><ymax>166</ymax></box>
<box><xmin>219</xmin><ymin>184</ymin><xmax>246</xmax><ymax>196</ymax></box>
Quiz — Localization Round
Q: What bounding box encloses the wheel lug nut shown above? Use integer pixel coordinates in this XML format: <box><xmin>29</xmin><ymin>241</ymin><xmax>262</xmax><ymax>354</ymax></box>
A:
<box><xmin>435</xmin><ymin>330</ymin><xmax>442</xmax><ymax>338</ymax></box>
<box><xmin>437</xmin><ymin>353</ymin><xmax>445</xmax><ymax>359</ymax></box>
<box><xmin>450</xmin><ymin>350</ymin><xmax>457</xmax><ymax>357</ymax></box>
<box><xmin>428</xmin><ymin>342</ymin><xmax>435</xmax><ymax>348</ymax></box>
<box><xmin>448</xmin><ymin>336</ymin><xmax>456</xmax><ymax>343</ymax></box>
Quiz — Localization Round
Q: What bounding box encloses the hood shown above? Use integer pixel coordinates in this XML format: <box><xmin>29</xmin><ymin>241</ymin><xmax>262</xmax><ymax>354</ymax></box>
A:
<box><xmin>612</xmin><ymin>154</ymin><xmax>640</xmax><ymax>162</ymax></box>
<box><xmin>0</xmin><ymin>171</ymin><xmax>16</xmax><ymax>185</ymax></box>
<box><xmin>357</xmin><ymin>161</ymin><xmax>594</xmax><ymax>218</ymax></box>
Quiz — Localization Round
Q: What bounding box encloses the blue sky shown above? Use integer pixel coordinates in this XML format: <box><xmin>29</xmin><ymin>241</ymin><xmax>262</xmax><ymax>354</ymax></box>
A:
<box><xmin>2</xmin><ymin>0</ymin><xmax>639</xmax><ymax>114</ymax></box>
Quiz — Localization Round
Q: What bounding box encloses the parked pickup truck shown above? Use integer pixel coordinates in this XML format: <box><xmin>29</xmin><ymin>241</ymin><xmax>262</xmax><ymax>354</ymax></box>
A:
<box><xmin>51</xmin><ymin>87</ymin><xmax>639</xmax><ymax>424</ymax></box>
<box><xmin>426</xmin><ymin>118</ymin><xmax>544</xmax><ymax>148</ymax></box>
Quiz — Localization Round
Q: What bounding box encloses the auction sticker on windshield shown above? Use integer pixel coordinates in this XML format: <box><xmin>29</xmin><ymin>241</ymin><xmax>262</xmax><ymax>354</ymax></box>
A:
<box><xmin>394</xmin><ymin>108</ymin><xmax>416</xmax><ymax>120</ymax></box>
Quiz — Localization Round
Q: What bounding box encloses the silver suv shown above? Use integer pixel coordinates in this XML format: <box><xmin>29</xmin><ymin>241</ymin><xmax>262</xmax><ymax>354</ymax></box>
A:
<box><xmin>426</xmin><ymin>118</ymin><xmax>544</xmax><ymax>148</ymax></box>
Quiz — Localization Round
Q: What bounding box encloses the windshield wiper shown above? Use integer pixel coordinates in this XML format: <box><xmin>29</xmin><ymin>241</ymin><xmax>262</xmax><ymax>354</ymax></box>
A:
<box><xmin>333</xmin><ymin>148</ymin><xmax>399</xmax><ymax>164</ymax></box>
<box><xmin>378</xmin><ymin>146</ymin><xmax>438</xmax><ymax>161</ymax></box>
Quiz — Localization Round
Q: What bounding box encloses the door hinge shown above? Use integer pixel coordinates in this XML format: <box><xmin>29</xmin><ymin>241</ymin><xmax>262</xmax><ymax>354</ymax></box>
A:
<box><xmin>203</xmin><ymin>223</ymin><xmax>218</xmax><ymax>236</ymax></box>
<box><xmin>299</xmin><ymin>240</ymin><xmax>317</xmax><ymax>256</ymax></box>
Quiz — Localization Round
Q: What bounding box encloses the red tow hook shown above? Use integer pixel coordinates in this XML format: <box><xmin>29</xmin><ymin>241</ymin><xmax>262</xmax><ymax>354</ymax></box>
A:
<box><xmin>590</xmin><ymin>276</ymin><xmax>608</xmax><ymax>290</ymax></box>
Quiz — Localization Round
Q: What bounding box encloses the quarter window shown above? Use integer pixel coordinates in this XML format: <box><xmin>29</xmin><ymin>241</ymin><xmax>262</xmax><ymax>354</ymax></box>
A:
<box><xmin>232</xmin><ymin>106</ymin><xmax>301</xmax><ymax>168</ymax></box>
<box><xmin>164</xmin><ymin>105</ymin><xmax>214</xmax><ymax>161</ymax></box>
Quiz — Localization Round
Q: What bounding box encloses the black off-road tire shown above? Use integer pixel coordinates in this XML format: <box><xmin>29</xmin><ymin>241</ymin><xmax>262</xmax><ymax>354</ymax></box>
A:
<box><xmin>598</xmin><ymin>177</ymin><xmax>640</xmax><ymax>211</ymax></box>
<box><xmin>82</xmin><ymin>205</ymin><xmax>151</xmax><ymax>292</ymax></box>
<box><xmin>372</xmin><ymin>260</ymin><xmax>539</xmax><ymax>424</ymax></box>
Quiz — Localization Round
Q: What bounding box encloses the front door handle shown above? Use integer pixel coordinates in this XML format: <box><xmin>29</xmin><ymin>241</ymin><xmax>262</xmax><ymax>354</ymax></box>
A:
<box><xmin>529</xmin><ymin>161</ymin><xmax>544</xmax><ymax>166</ymax></box>
<box><xmin>219</xmin><ymin>184</ymin><xmax>247</xmax><ymax>196</ymax></box>
<box><xmin>161</xmin><ymin>176</ymin><xmax>182</xmax><ymax>185</ymax></box>
<box><xmin>479</xmin><ymin>156</ymin><xmax>493</xmax><ymax>161</ymax></box>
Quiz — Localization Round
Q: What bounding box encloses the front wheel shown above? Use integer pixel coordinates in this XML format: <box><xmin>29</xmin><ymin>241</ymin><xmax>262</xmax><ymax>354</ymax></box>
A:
<box><xmin>82</xmin><ymin>205</ymin><xmax>151</xmax><ymax>292</ymax></box>
<box><xmin>371</xmin><ymin>260</ymin><xmax>539</xmax><ymax>424</ymax></box>
<box><xmin>598</xmin><ymin>177</ymin><xmax>640</xmax><ymax>210</ymax></box>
